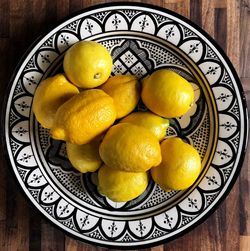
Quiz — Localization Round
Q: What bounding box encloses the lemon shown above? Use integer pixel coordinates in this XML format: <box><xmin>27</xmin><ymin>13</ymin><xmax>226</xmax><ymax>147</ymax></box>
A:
<box><xmin>66</xmin><ymin>139</ymin><xmax>102</xmax><ymax>173</ymax></box>
<box><xmin>32</xmin><ymin>74</ymin><xmax>79</xmax><ymax>128</ymax></box>
<box><xmin>120</xmin><ymin>111</ymin><xmax>169</xmax><ymax>141</ymax></box>
<box><xmin>63</xmin><ymin>41</ymin><xmax>113</xmax><ymax>88</ymax></box>
<box><xmin>100</xmin><ymin>75</ymin><xmax>140</xmax><ymax>119</ymax></box>
<box><xmin>50</xmin><ymin>89</ymin><xmax>116</xmax><ymax>145</ymax></box>
<box><xmin>141</xmin><ymin>69</ymin><xmax>194</xmax><ymax>118</ymax></box>
<box><xmin>151</xmin><ymin>137</ymin><xmax>201</xmax><ymax>191</ymax></box>
<box><xmin>98</xmin><ymin>165</ymin><xmax>148</xmax><ymax>202</ymax></box>
<box><xmin>99</xmin><ymin>123</ymin><xmax>161</xmax><ymax>172</ymax></box>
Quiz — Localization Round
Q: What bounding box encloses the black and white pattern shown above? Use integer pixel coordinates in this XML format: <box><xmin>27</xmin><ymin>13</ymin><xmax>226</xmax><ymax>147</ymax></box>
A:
<box><xmin>3</xmin><ymin>3</ymin><xmax>248</xmax><ymax>249</ymax></box>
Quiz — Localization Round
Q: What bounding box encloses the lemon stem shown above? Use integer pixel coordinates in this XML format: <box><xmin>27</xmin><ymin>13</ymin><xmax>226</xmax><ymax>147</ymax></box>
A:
<box><xmin>94</xmin><ymin>73</ymin><xmax>101</xmax><ymax>79</ymax></box>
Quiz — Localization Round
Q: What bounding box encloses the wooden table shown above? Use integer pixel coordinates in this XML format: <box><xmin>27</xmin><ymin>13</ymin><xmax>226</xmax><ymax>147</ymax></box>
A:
<box><xmin>0</xmin><ymin>0</ymin><xmax>249</xmax><ymax>250</ymax></box>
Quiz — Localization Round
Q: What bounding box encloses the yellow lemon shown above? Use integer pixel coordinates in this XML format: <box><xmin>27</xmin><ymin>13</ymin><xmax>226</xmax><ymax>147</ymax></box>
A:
<box><xmin>120</xmin><ymin>111</ymin><xmax>169</xmax><ymax>141</ymax></box>
<box><xmin>32</xmin><ymin>74</ymin><xmax>79</xmax><ymax>128</ymax></box>
<box><xmin>63</xmin><ymin>41</ymin><xmax>112</xmax><ymax>88</ymax></box>
<box><xmin>98</xmin><ymin>165</ymin><xmax>148</xmax><ymax>202</ymax></box>
<box><xmin>99</xmin><ymin>75</ymin><xmax>140</xmax><ymax>119</ymax></box>
<box><xmin>99</xmin><ymin>123</ymin><xmax>162</xmax><ymax>172</ymax></box>
<box><xmin>50</xmin><ymin>89</ymin><xmax>116</xmax><ymax>145</ymax></box>
<box><xmin>151</xmin><ymin>137</ymin><xmax>201</xmax><ymax>191</ymax></box>
<box><xmin>141</xmin><ymin>69</ymin><xmax>194</xmax><ymax>118</ymax></box>
<box><xmin>66</xmin><ymin>139</ymin><xmax>102</xmax><ymax>173</ymax></box>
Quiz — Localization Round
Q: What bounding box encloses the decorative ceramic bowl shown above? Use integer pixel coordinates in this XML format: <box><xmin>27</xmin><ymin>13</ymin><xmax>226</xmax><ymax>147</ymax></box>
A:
<box><xmin>3</xmin><ymin>3</ymin><xmax>248</xmax><ymax>249</ymax></box>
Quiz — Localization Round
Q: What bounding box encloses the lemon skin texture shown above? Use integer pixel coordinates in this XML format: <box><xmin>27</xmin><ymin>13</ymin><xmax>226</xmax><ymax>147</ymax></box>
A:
<box><xmin>50</xmin><ymin>89</ymin><xmax>116</xmax><ymax>145</ymax></box>
<box><xmin>100</xmin><ymin>75</ymin><xmax>140</xmax><ymax>119</ymax></box>
<box><xmin>63</xmin><ymin>41</ymin><xmax>112</xmax><ymax>88</ymax></box>
<box><xmin>99</xmin><ymin>123</ymin><xmax>162</xmax><ymax>172</ymax></box>
<box><xmin>141</xmin><ymin>69</ymin><xmax>194</xmax><ymax>118</ymax></box>
<box><xmin>32</xmin><ymin>74</ymin><xmax>79</xmax><ymax>129</ymax></box>
<box><xmin>98</xmin><ymin>164</ymin><xmax>149</xmax><ymax>202</ymax></box>
<box><xmin>121</xmin><ymin>111</ymin><xmax>169</xmax><ymax>141</ymax></box>
<box><xmin>66</xmin><ymin>140</ymin><xmax>102</xmax><ymax>173</ymax></box>
<box><xmin>151</xmin><ymin>137</ymin><xmax>201</xmax><ymax>191</ymax></box>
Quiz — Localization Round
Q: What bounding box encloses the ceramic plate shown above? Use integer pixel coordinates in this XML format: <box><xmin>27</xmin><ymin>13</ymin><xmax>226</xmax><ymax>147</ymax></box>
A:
<box><xmin>3</xmin><ymin>3</ymin><xmax>248</xmax><ymax>249</ymax></box>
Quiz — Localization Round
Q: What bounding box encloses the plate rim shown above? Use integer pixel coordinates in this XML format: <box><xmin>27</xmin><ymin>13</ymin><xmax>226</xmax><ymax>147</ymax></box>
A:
<box><xmin>1</xmin><ymin>2</ymin><xmax>249</xmax><ymax>249</ymax></box>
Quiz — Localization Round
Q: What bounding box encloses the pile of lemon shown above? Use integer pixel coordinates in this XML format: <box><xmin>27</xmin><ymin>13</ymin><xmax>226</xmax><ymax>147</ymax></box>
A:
<box><xmin>33</xmin><ymin>41</ymin><xmax>201</xmax><ymax>202</ymax></box>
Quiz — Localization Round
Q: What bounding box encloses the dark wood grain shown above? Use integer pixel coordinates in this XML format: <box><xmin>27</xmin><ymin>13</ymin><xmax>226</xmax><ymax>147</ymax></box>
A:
<box><xmin>190</xmin><ymin>0</ymin><xmax>202</xmax><ymax>27</ymax></box>
<box><xmin>0</xmin><ymin>0</ymin><xmax>249</xmax><ymax>250</ymax></box>
<box><xmin>0</xmin><ymin>0</ymin><xmax>9</xmax><ymax>38</ymax></box>
<box><xmin>214</xmin><ymin>8</ymin><xmax>227</xmax><ymax>52</ymax></box>
<box><xmin>239</xmin><ymin>2</ymin><xmax>250</xmax><ymax>251</ymax></box>
<box><xmin>240</xmin><ymin>0</ymin><xmax>250</xmax><ymax>77</ymax></box>
<box><xmin>41</xmin><ymin>221</ymin><xmax>65</xmax><ymax>251</ymax></box>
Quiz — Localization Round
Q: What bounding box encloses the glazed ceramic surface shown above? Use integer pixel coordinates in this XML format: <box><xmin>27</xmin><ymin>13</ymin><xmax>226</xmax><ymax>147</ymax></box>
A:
<box><xmin>3</xmin><ymin>3</ymin><xmax>248</xmax><ymax>249</ymax></box>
